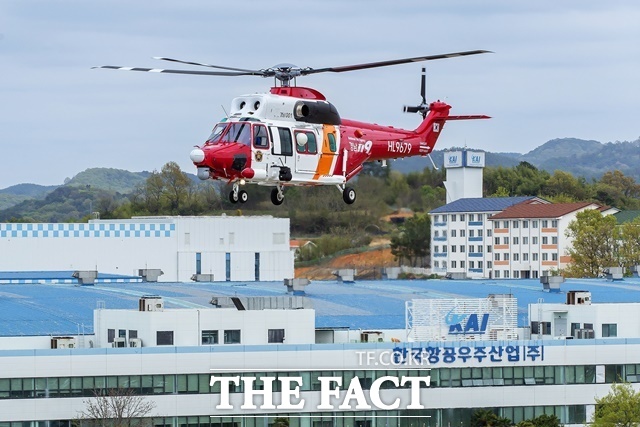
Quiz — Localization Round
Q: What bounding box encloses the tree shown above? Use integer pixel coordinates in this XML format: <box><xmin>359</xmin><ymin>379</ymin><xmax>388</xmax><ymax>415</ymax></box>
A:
<box><xmin>471</xmin><ymin>409</ymin><xmax>511</xmax><ymax>427</ymax></box>
<box><xmin>160</xmin><ymin>161</ymin><xmax>193</xmax><ymax>214</ymax></box>
<box><xmin>565</xmin><ymin>209</ymin><xmax>619</xmax><ymax>278</ymax></box>
<box><xmin>390</xmin><ymin>213</ymin><xmax>430</xmax><ymax>267</ymax></box>
<box><xmin>619</xmin><ymin>218</ymin><xmax>640</xmax><ymax>272</ymax></box>
<box><xmin>592</xmin><ymin>382</ymin><xmax>640</xmax><ymax>427</ymax></box>
<box><xmin>77</xmin><ymin>387</ymin><xmax>156</xmax><ymax>427</ymax></box>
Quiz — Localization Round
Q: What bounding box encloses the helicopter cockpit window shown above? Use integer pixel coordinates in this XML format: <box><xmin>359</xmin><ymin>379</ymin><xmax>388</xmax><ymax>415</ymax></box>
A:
<box><xmin>226</xmin><ymin>123</ymin><xmax>252</xmax><ymax>145</ymax></box>
<box><xmin>253</xmin><ymin>125</ymin><xmax>269</xmax><ymax>148</ymax></box>
<box><xmin>206</xmin><ymin>123</ymin><xmax>228</xmax><ymax>144</ymax></box>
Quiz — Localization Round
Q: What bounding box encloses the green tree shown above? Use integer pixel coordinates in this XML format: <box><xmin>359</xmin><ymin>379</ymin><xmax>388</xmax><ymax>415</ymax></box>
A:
<box><xmin>471</xmin><ymin>409</ymin><xmax>511</xmax><ymax>427</ymax></box>
<box><xmin>160</xmin><ymin>161</ymin><xmax>193</xmax><ymax>214</ymax></box>
<box><xmin>390</xmin><ymin>213</ymin><xmax>430</xmax><ymax>267</ymax></box>
<box><xmin>565</xmin><ymin>209</ymin><xmax>619</xmax><ymax>278</ymax></box>
<box><xmin>619</xmin><ymin>218</ymin><xmax>640</xmax><ymax>273</ymax></box>
<box><xmin>592</xmin><ymin>382</ymin><xmax>640</xmax><ymax>427</ymax></box>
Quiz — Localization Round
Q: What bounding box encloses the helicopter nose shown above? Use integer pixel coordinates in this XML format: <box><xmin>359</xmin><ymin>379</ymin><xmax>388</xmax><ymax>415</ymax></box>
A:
<box><xmin>190</xmin><ymin>148</ymin><xmax>205</xmax><ymax>163</ymax></box>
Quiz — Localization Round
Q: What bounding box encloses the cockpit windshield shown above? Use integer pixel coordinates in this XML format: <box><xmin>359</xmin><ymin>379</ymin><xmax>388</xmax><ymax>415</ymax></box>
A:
<box><xmin>206</xmin><ymin>122</ymin><xmax>252</xmax><ymax>146</ymax></box>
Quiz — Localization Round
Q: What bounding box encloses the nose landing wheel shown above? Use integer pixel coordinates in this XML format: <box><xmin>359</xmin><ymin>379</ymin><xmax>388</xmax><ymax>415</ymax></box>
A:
<box><xmin>229</xmin><ymin>184</ymin><xmax>248</xmax><ymax>204</ymax></box>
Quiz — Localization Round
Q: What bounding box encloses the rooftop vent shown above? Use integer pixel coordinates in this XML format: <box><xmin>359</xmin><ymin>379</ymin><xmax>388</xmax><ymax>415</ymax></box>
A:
<box><xmin>566</xmin><ymin>290</ymin><xmax>591</xmax><ymax>305</ymax></box>
<box><xmin>139</xmin><ymin>295</ymin><xmax>164</xmax><ymax>312</ymax></box>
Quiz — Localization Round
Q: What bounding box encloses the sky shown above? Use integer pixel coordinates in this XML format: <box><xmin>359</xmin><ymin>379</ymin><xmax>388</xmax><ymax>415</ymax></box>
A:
<box><xmin>1</xmin><ymin>1</ymin><xmax>639</xmax><ymax>189</ymax></box>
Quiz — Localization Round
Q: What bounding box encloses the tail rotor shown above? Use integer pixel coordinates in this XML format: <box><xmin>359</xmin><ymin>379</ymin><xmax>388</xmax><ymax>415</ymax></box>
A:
<box><xmin>403</xmin><ymin>67</ymin><xmax>430</xmax><ymax>119</ymax></box>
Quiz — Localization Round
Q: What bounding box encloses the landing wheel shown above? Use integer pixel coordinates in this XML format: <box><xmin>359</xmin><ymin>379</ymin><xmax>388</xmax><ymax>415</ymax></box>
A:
<box><xmin>271</xmin><ymin>188</ymin><xmax>284</xmax><ymax>206</ymax></box>
<box><xmin>238</xmin><ymin>190</ymin><xmax>248</xmax><ymax>203</ymax></box>
<box><xmin>229</xmin><ymin>190</ymin><xmax>239</xmax><ymax>204</ymax></box>
<box><xmin>343</xmin><ymin>187</ymin><xmax>357</xmax><ymax>204</ymax></box>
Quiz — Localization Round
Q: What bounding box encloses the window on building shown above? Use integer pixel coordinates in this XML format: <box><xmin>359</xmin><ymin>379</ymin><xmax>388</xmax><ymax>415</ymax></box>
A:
<box><xmin>107</xmin><ymin>329</ymin><xmax>115</xmax><ymax>343</ymax></box>
<box><xmin>571</xmin><ymin>323</ymin><xmax>581</xmax><ymax>337</ymax></box>
<box><xmin>442</xmin><ymin>261</ymin><xmax>447</xmax><ymax>269</ymax></box>
<box><xmin>460</xmin><ymin>261</ymin><xmax>466</xmax><ymax>269</ymax></box>
<box><xmin>469</xmin><ymin>261</ymin><xmax>475</xmax><ymax>269</ymax></box>
<box><xmin>504</xmin><ymin>270</ymin><xmax>510</xmax><ymax>278</ymax></box>
<box><xmin>129</xmin><ymin>330</ymin><xmax>138</xmax><ymax>339</ymax></box>
<box><xmin>487</xmin><ymin>261</ymin><xmax>492</xmax><ymax>269</ymax></box>
<box><xmin>460</xmin><ymin>214</ymin><xmax>465</xmax><ymax>221</ymax></box>
<box><xmin>469</xmin><ymin>214</ymin><xmax>475</xmax><ymax>221</ymax></box>
<box><xmin>552</xmin><ymin>253</ymin><xmax>558</xmax><ymax>261</ymax></box>
<box><xmin>523</xmin><ymin>253</ymin><xmax>529</xmax><ymax>261</ymax></box>
<box><xmin>442</xmin><ymin>230</ymin><xmax>447</xmax><ymax>238</ymax></box>
<box><xmin>469</xmin><ymin>230</ymin><xmax>475</xmax><ymax>238</ymax></box>
<box><xmin>495</xmin><ymin>253</ymin><xmax>500</xmax><ymax>261</ymax></box>
<box><xmin>434</xmin><ymin>261</ymin><xmax>439</xmax><ymax>268</ymax></box>
<box><xmin>603</xmin><ymin>323</ymin><xmax>619</xmax><ymax>337</ymax></box>
<box><xmin>119</xmin><ymin>329</ymin><xmax>126</xmax><ymax>338</ymax></box>
<box><xmin>513</xmin><ymin>237</ymin><xmax>519</xmax><ymax>245</ymax></box>
<box><xmin>533</xmin><ymin>237</ymin><xmax>538</xmax><ymax>245</ymax></box>
<box><xmin>202</xmin><ymin>330</ymin><xmax>219</xmax><ymax>345</ymax></box>
<box><xmin>443</xmin><ymin>245</ymin><xmax>448</xmax><ymax>253</ymax></box>
<box><xmin>487</xmin><ymin>245</ymin><xmax>492</xmax><ymax>253</ymax></box>
<box><xmin>487</xmin><ymin>229</ymin><xmax>492</xmax><ymax>237</ymax></box>
<box><xmin>479</xmin><ymin>229</ymin><xmax>483</xmax><ymax>237</ymax></box>
<box><xmin>451</xmin><ymin>261</ymin><xmax>457</xmax><ymax>268</ymax></box>
<box><xmin>495</xmin><ymin>237</ymin><xmax>500</xmax><ymax>245</ymax></box>
<box><xmin>542</xmin><ymin>237</ymin><xmax>548</xmax><ymax>245</ymax></box>
<box><xmin>523</xmin><ymin>221</ymin><xmax>529</xmax><ymax>228</ymax></box>
<box><xmin>514</xmin><ymin>270</ymin><xmax>520</xmax><ymax>278</ymax></box>
<box><xmin>434</xmin><ymin>215</ymin><xmax>440</xmax><ymax>223</ymax></box>
<box><xmin>503</xmin><ymin>237</ymin><xmax>509</xmax><ymax>245</ymax></box>
<box><xmin>533</xmin><ymin>221</ymin><xmax>539</xmax><ymax>228</ymax></box>
<box><xmin>460</xmin><ymin>230</ymin><xmax>466</xmax><ymax>237</ymax></box>
<box><xmin>478</xmin><ymin>245</ymin><xmax>483</xmax><ymax>253</ymax></box>
<box><xmin>494</xmin><ymin>270</ymin><xmax>500</xmax><ymax>278</ymax></box>
<box><xmin>542</xmin><ymin>220</ymin><xmax>549</xmax><ymax>228</ymax></box>
<box><xmin>531</xmin><ymin>321</ymin><xmax>552</xmax><ymax>335</ymax></box>
<box><xmin>533</xmin><ymin>253</ymin><xmax>539</xmax><ymax>261</ymax></box>
<box><xmin>513</xmin><ymin>253</ymin><xmax>519</xmax><ymax>261</ymax></box>
<box><xmin>504</xmin><ymin>253</ymin><xmax>510</xmax><ymax>261</ymax></box>
<box><xmin>551</xmin><ymin>220</ymin><xmax>558</xmax><ymax>227</ymax></box>
<box><xmin>452</xmin><ymin>215</ymin><xmax>457</xmax><ymax>222</ymax></box>
<box><xmin>513</xmin><ymin>221</ymin><xmax>519</xmax><ymax>228</ymax></box>
<box><xmin>460</xmin><ymin>245</ymin><xmax>465</xmax><ymax>253</ymax></box>
<box><xmin>493</xmin><ymin>222</ymin><xmax>499</xmax><ymax>229</ymax></box>
<box><xmin>268</xmin><ymin>329</ymin><xmax>285</xmax><ymax>343</ymax></box>
<box><xmin>503</xmin><ymin>221</ymin><xmax>509</xmax><ymax>229</ymax></box>
<box><xmin>552</xmin><ymin>236</ymin><xmax>558</xmax><ymax>244</ymax></box>
<box><xmin>224</xmin><ymin>330</ymin><xmax>241</xmax><ymax>344</ymax></box>
<box><xmin>157</xmin><ymin>331</ymin><xmax>174</xmax><ymax>346</ymax></box>
<box><xmin>451</xmin><ymin>230</ymin><xmax>457</xmax><ymax>237</ymax></box>
<box><xmin>451</xmin><ymin>246</ymin><xmax>457</xmax><ymax>253</ymax></box>
<box><xmin>542</xmin><ymin>253</ymin><xmax>548</xmax><ymax>261</ymax></box>
<box><xmin>434</xmin><ymin>245</ymin><xmax>439</xmax><ymax>253</ymax></box>
<box><xmin>434</xmin><ymin>230</ymin><xmax>439</xmax><ymax>238</ymax></box>
<box><xmin>523</xmin><ymin>237</ymin><xmax>528</xmax><ymax>245</ymax></box>
<box><xmin>469</xmin><ymin>245</ymin><xmax>474</xmax><ymax>253</ymax></box>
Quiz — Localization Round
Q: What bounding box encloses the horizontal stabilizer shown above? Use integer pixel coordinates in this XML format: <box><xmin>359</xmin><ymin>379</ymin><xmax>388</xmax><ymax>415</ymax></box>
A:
<box><xmin>445</xmin><ymin>115</ymin><xmax>491</xmax><ymax>120</ymax></box>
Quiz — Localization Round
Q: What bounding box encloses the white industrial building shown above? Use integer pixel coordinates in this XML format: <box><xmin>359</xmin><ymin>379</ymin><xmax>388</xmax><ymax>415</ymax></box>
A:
<box><xmin>0</xmin><ymin>216</ymin><xmax>293</xmax><ymax>282</ymax></box>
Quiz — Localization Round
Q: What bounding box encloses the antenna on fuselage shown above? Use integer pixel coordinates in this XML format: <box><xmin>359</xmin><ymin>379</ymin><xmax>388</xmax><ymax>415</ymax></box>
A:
<box><xmin>221</xmin><ymin>105</ymin><xmax>229</xmax><ymax>118</ymax></box>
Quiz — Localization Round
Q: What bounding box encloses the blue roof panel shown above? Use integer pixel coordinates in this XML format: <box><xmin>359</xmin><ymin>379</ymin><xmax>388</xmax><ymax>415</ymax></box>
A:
<box><xmin>430</xmin><ymin>197</ymin><xmax>534</xmax><ymax>214</ymax></box>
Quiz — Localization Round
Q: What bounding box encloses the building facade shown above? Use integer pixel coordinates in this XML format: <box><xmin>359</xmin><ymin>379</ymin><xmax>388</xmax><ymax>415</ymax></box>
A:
<box><xmin>0</xmin><ymin>216</ymin><xmax>293</xmax><ymax>282</ymax></box>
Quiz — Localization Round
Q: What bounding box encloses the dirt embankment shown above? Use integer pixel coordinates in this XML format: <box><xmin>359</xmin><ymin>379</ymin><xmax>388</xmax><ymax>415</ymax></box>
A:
<box><xmin>295</xmin><ymin>246</ymin><xmax>398</xmax><ymax>280</ymax></box>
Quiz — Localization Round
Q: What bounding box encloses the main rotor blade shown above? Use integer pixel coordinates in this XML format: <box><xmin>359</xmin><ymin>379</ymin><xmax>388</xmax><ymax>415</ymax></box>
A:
<box><xmin>91</xmin><ymin>65</ymin><xmax>262</xmax><ymax>77</ymax></box>
<box><xmin>153</xmin><ymin>57</ymin><xmax>260</xmax><ymax>73</ymax></box>
<box><xmin>304</xmin><ymin>50</ymin><xmax>492</xmax><ymax>75</ymax></box>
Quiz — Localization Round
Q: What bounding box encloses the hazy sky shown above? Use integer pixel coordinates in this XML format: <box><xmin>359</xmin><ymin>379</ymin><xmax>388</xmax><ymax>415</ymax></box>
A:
<box><xmin>1</xmin><ymin>1</ymin><xmax>639</xmax><ymax>189</ymax></box>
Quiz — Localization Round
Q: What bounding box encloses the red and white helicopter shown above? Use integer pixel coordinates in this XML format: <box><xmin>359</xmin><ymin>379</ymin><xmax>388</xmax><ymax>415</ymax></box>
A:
<box><xmin>94</xmin><ymin>50</ymin><xmax>490</xmax><ymax>205</ymax></box>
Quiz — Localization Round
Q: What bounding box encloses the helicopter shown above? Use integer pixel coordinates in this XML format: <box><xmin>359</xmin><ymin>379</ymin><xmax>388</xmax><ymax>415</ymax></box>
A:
<box><xmin>94</xmin><ymin>50</ymin><xmax>491</xmax><ymax>205</ymax></box>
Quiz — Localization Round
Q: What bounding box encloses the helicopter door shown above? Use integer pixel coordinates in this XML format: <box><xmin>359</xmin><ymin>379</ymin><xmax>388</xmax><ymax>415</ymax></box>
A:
<box><xmin>251</xmin><ymin>124</ymin><xmax>270</xmax><ymax>173</ymax></box>
<box><xmin>294</xmin><ymin>129</ymin><xmax>320</xmax><ymax>173</ymax></box>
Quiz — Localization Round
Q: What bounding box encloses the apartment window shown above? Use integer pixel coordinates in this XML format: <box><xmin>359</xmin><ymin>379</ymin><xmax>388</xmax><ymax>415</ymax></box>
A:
<box><xmin>469</xmin><ymin>245</ymin><xmax>475</xmax><ymax>253</ymax></box>
<box><xmin>503</xmin><ymin>221</ymin><xmax>509</xmax><ymax>228</ymax></box>
<box><xmin>542</xmin><ymin>253</ymin><xmax>549</xmax><ymax>261</ymax></box>
<box><xmin>202</xmin><ymin>330</ymin><xmax>219</xmax><ymax>345</ymax></box>
<box><xmin>513</xmin><ymin>253</ymin><xmax>519</xmax><ymax>261</ymax></box>
<box><xmin>531</xmin><ymin>321</ymin><xmax>552</xmax><ymax>335</ymax></box>
<box><xmin>224</xmin><ymin>330</ymin><xmax>241</xmax><ymax>344</ymax></box>
<box><xmin>451</xmin><ymin>230</ymin><xmax>457</xmax><ymax>237</ymax></box>
<box><xmin>460</xmin><ymin>245</ymin><xmax>465</xmax><ymax>253</ymax></box>
<box><xmin>157</xmin><ymin>331</ymin><xmax>174</xmax><ymax>346</ymax></box>
<box><xmin>504</xmin><ymin>270</ymin><xmax>510</xmax><ymax>278</ymax></box>
<box><xmin>487</xmin><ymin>230</ymin><xmax>492</xmax><ymax>237</ymax></box>
<box><xmin>129</xmin><ymin>330</ymin><xmax>138</xmax><ymax>339</ymax></box>
<box><xmin>478</xmin><ymin>229</ymin><xmax>483</xmax><ymax>237</ymax></box>
<box><xmin>552</xmin><ymin>236</ymin><xmax>558</xmax><ymax>244</ymax></box>
<box><xmin>460</xmin><ymin>230</ymin><xmax>466</xmax><ymax>237</ymax></box>
<box><xmin>493</xmin><ymin>222</ymin><xmax>499</xmax><ymax>229</ymax></box>
<box><xmin>434</xmin><ymin>230</ymin><xmax>439</xmax><ymax>238</ymax></box>
<box><xmin>442</xmin><ymin>230</ymin><xmax>447</xmax><ymax>238</ymax></box>
<box><xmin>107</xmin><ymin>329</ymin><xmax>115</xmax><ymax>343</ymax></box>
<box><xmin>434</xmin><ymin>246</ymin><xmax>439</xmax><ymax>253</ymax></box>
<box><xmin>469</xmin><ymin>261</ymin><xmax>475</xmax><ymax>269</ymax></box>
<box><xmin>503</xmin><ymin>237</ymin><xmax>509</xmax><ymax>244</ymax></box>
<box><xmin>542</xmin><ymin>237</ymin><xmax>548</xmax><ymax>245</ymax></box>
<box><xmin>495</xmin><ymin>253</ymin><xmax>500</xmax><ymax>261</ymax></box>
<box><xmin>434</xmin><ymin>261</ymin><xmax>439</xmax><ymax>268</ymax></box>
<box><xmin>494</xmin><ymin>237</ymin><xmax>500</xmax><ymax>245</ymax></box>
<box><xmin>513</xmin><ymin>221</ymin><xmax>519</xmax><ymax>228</ymax></box>
<box><xmin>442</xmin><ymin>261</ymin><xmax>447</xmax><ymax>269</ymax></box>
<box><xmin>443</xmin><ymin>245</ymin><xmax>448</xmax><ymax>253</ymax></box>
<box><xmin>542</xmin><ymin>220</ymin><xmax>549</xmax><ymax>228</ymax></box>
<box><xmin>523</xmin><ymin>221</ymin><xmax>529</xmax><ymax>228</ymax></box>
<box><xmin>494</xmin><ymin>271</ymin><xmax>500</xmax><ymax>278</ymax></box>
<box><xmin>533</xmin><ymin>253</ymin><xmax>539</xmax><ymax>261</ymax></box>
<box><xmin>523</xmin><ymin>253</ymin><xmax>529</xmax><ymax>261</ymax></box>
<box><xmin>504</xmin><ymin>253</ymin><xmax>510</xmax><ymax>261</ymax></box>
<box><xmin>513</xmin><ymin>237</ymin><xmax>519</xmax><ymax>245</ymax></box>
<box><xmin>460</xmin><ymin>261</ymin><xmax>466</xmax><ymax>269</ymax></box>
<box><xmin>552</xmin><ymin>253</ymin><xmax>558</xmax><ymax>261</ymax></box>
<box><xmin>478</xmin><ymin>245</ymin><xmax>483</xmax><ymax>253</ymax></box>
<box><xmin>602</xmin><ymin>324</ymin><xmax>617</xmax><ymax>338</ymax></box>
<box><xmin>523</xmin><ymin>237</ymin><xmax>529</xmax><ymax>245</ymax></box>
<box><xmin>487</xmin><ymin>245</ymin><xmax>492</xmax><ymax>253</ymax></box>
<box><xmin>533</xmin><ymin>221</ymin><xmax>539</xmax><ymax>228</ymax></box>
<box><xmin>514</xmin><ymin>271</ymin><xmax>520</xmax><ymax>278</ymax></box>
<box><xmin>533</xmin><ymin>237</ymin><xmax>538</xmax><ymax>245</ymax></box>
<box><xmin>460</xmin><ymin>214</ymin><xmax>465</xmax><ymax>221</ymax></box>
<box><xmin>487</xmin><ymin>261</ymin><xmax>492</xmax><ymax>269</ymax></box>
<box><xmin>451</xmin><ymin>246</ymin><xmax>457</xmax><ymax>253</ymax></box>
<box><xmin>434</xmin><ymin>215</ymin><xmax>439</xmax><ymax>223</ymax></box>
<box><xmin>268</xmin><ymin>329</ymin><xmax>285</xmax><ymax>343</ymax></box>
<box><xmin>551</xmin><ymin>220</ymin><xmax>558</xmax><ymax>227</ymax></box>
<box><xmin>451</xmin><ymin>261</ymin><xmax>457</xmax><ymax>268</ymax></box>
<box><xmin>452</xmin><ymin>215</ymin><xmax>457</xmax><ymax>222</ymax></box>
<box><xmin>469</xmin><ymin>230</ymin><xmax>475</xmax><ymax>238</ymax></box>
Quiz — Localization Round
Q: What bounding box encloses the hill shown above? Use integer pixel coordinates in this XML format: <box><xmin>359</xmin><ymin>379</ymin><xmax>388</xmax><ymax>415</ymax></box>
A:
<box><xmin>65</xmin><ymin>168</ymin><xmax>150</xmax><ymax>193</ymax></box>
<box><xmin>0</xmin><ymin>183</ymin><xmax>59</xmax><ymax>211</ymax></box>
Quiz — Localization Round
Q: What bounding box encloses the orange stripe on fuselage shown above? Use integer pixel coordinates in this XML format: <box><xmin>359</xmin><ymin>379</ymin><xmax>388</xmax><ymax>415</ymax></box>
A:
<box><xmin>313</xmin><ymin>125</ymin><xmax>337</xmax><ymax>180</ymax></box>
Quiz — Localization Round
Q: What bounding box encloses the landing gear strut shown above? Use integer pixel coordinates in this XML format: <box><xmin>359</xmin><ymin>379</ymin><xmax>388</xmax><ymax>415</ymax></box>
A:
<box><xmin>271</xmin><ymin>186</ymin><xmax>285</xmax><ymax>206</ymax></box>
<box><xmin>229</xmin><ymin>182</ymin><xmax>248</xmax><ymax>204</ymax></box>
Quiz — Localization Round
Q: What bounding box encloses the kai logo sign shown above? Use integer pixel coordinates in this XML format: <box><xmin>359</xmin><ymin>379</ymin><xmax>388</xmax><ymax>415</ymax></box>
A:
<box><xmin>471</xmin><ymin>155</ymin><xmax>481</xmax><ymax>164</ymax></box>
<box><xmin>448</xmin><ymin>155</ymin><xmax>458</xmax><ymax>163</ymax></box>
<box><xmin>445</xmin><ymin>309</ymin><xmax>490</xmax><ymax>335</ymax></box>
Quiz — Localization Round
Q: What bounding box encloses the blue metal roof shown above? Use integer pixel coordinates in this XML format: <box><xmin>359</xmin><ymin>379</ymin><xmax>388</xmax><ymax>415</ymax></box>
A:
<box><xmin>2</xmin><ymin>277</ymin><xmax>640</xmax><ymax>336</ymax></box>
<box><xmin>430</xmin><ymin>197</ymin><xmax>535</xmax><ymax>214</ymax></box>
